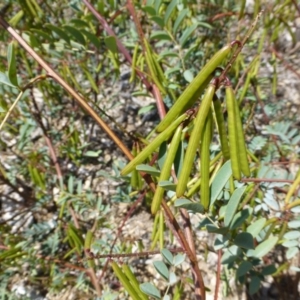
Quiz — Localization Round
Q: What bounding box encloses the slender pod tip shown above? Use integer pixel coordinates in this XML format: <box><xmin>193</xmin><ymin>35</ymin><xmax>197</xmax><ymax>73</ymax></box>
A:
<box><xmin>230</xmin><ymin>40</ymin><xmax>242</xmax><ymax>48</ymax></box>
<box><xmin>223</xmin><ymin>76</ymin><xmax>232</xmax><ymax>87</ymax></box>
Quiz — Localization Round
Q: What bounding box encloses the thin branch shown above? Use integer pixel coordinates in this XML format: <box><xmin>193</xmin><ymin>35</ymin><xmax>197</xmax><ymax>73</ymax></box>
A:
<box><xmin>0</xmin><ymin>11</ymin><xmax>205</xmax><ymax>300</ymax></box>
<box><xmin>82</xmin><ymin>0</ymin><xmax>151</xmax><ymax>91</ymax></box>
<box><xmin>99</xmin><ymin>190</ymin><xmax>147</xmax><ymax>281</ymax></box>
<box><xmin>241</xmin><ymin>178</ymin><xmax>294</xmax><ymax>183</ymax></box>
<box><xmin>214</xmin><ymin>250</ymin><xmax>222</xmax><ymax>300</ymax></box>
<box><xmin>0</xmin><ymin>15</ymin><xmax>134</xmax><ymax>161</ymax></box>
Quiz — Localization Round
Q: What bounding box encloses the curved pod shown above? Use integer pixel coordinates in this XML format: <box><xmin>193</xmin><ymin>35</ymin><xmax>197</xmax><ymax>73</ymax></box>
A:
<box><xmin>121</xmin><ymin>112</ymin><xmax>189</xmax><ymax>176</ymax></box>
<box><xmin>151</xmin><ymin>125</ymin><xmax>183</xmax><ymax>214</ymax></box>
<box><xmin>225</xmin><ymin>84</ymin><xmax>241</xmax><ymax>180</ymax></box>
<box><xmin>213</xmin><ymin>95</ymin><xmax>230</xmax><ymax>160</ymax></box>
<box><xmin>176</xmin><ymin>83</ymin><xmax>216</xmax><ymax>197</ymax></box>
<box><xmin>200</xmin><ymin>109</ymin><xmax>213</xmax><ymax>210</ymax></box>
<box><xmin>156</xmin><ymin>44</ymin><xmax>232</xmax><ymax>133</ymax></box>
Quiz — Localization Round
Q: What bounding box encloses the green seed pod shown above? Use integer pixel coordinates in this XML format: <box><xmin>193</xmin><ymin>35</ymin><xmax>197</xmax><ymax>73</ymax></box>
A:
<box><xmin>213</xmin><ymin>95</ymin><xmax>230</xmax><ymax>160</ymax></box>
<box><xmin>232</xmin><ymin>90</ymin><xmax>250</xmax><ymax>177</ymax></box>
<box><xmin>121</xmin><ymin>112</ymin><xmax>189</xmax><ymax>176</ymax></box>
<box><xmin>144</xmin><ymin>39</ymin><xmax>167</xmax><ymax>94</ymax></box>
<box><xmin>111</xmin><ymin>262</ymin><xmax>141</xmax><ymax>300</ymax></box>
<box><xmin>151</xmin><ymin>125</ymin><xmax>183</xmax><ymax>214</ymax></box>
<box><xmin>156</xmin><ymin>44</ymin><xmax>232</xmax><ymax>133</ymax></box>
<box><xmin>225</xmin><ymin>83</ymin><xmax>241</xmax><ymax>180</ymax></box>
<box><xmin>200</xmin><ymin>109</ymin><xmax>213</xmax><ymax>210</ymax></box>
<box><xmin>176</xmin><ymin>82</ymin><xmax>216</xmax><ymax>197</ymax></box>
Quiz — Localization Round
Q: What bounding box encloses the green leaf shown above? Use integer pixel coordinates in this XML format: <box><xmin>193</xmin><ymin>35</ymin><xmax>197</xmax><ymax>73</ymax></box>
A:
<box><xmin>169</xmin><ymin>271</ymin><xmax>177</xmax><ymax>285</ymax></box>
<box><xmin>7</xmin><ymin>43</ymin><xmax>18</xmax><ymax>87</ymax></box>
<box><xmin>138</xmin><ymin>104</ymin><xmax>155</xmax><ymax>115</ymax></box>
<box><xmin>136</xmin><ymin>164</ymin><xmax>160</xmax><ymax>176</ymax></box>
<box><xmin>159</xmin><ymin>50</ymin><xmax>179</xmax><ymax>59</ymax></box>
<box><xmin>164</xmin><ymin>0</ymin><xmax>177</xmax><ymax>25</ymax></box>
<box><xmin>282</xmin><ymin>240</ymin><xmax>299</xmax><ymax>247</ymax></box>
<box><xmin>68</xmin><ymin>176</ymin><xmax>74</xmax><ymax>194</ymax></box>
<box><xmin>83</xmin><ymin>68</ymin><xmax>99</xmax><ymax>93</ymax></box>
<box><xmin>173</xmin><ymin>253</ymin><xmax>185</xmax><ymax>266</ymax></box>
<box><xmin>206</xmin><ymin>225</ymin><xmax>228</xmax><ymax>234</ymax></box>
<box><xmin>183</xmin><ymin>69</ymin><xmax>194</xmax><ymax>82</ymax></box>
<box><xmin>158</xmin><ymin>181</ymin><xmax>176</xmax><ymax>191</ymax></box>
<box><xmin>263</xmin><ymin>195</ymin><xmax>279</xmax><ymax>211</ymax></box>
<box><xmin>165</xmin><ymin>66</ymin><xmax>181</xmax><ymax>76</ymax></box>
<box><xmin>179</xmin><ymin>23</ymin><xmax>198</xmax><ymax>47</ymax></box>
<box><xmin>173</xmin><ymin>8</ymin><xmax>188</xmax><ymax>34</ymax></box>
<box><xmin>250</xmin><ymin>236</ymin><xmax>278</xmax><ymax>258</ymax></box>
<box><xmin>83</xmin><ymin>150</ymin><xmax>101</xmax><ymax>157</ymax></box>
<box><xmin>198</xmin><ymin>21</ymin><xmax>213</xmax><ymax>30</ymax></box>
<box><xmin>230</xmin><ymin>208</ymin><xmax>252</xmax><ymax>230</ymax></box>
<box><xmin>184</xmin><ymin>43</ymin><xmax>198</xmax><ymax>61</ymax></box>
<box><xmin>45</xmin><ymin>24</ymin><xmax>70</xmax><ymax>43</ymax></box>
<box><xmin>151</xmin><ymin>16</ymin><xmax>164</xmax><ymax>28</ymax></box>
<box><xmin>153</xmin><ymin>0</ymin><xmax>162</xmax><ymax>12</ymax></box>
<box><xmin>158</xmin><ymin>141</ymin><xmax>167</xmax><ymax>170</ymax></box>
<box><xmin>140</xmin><ymin>283</ymin><xmax>161</xmax><ymax>299</ymax></box>
<box><xmin>221</xmin><ymin>245</ymin><xmax>241</xmax><ymax>265</ymax></box>
<box><xmin>236</xmin><ymin>261</ymin><xmax>252</xmax><ymax>277</ymax></box>
<box><xmin>246</xmin><ymin>218</ymin><xmax>266</xmax><ymax>238</ymax></box>
<box><xmin>104</xmin><ymin>36</ymin><xmax>117</xmax><ymax>53</ymax></box>
<box><xmin>153</xmin><ymin>261</ymin><xmax>169</xmax><ymax>281</ymax></box>
<box><xmin>261</xmin><ymin>265</ymin><xmax>276</xmax><ymax>275</ymax></box>
<box><xmin>0</xmin><ymin>71</ymin><xmax>18</xmax><ymax>88</ymax></box>
<box><xmin>30</xmin><ymin>29</ymin><xmax>54</xmax><ymax>42</ymax></box>
<box><xmin>174</xmin><ymin>198</ymin><xmax>204</xmax><ymax>213</ymax></box>
<box><xmin>150</xmin><ymin>30</ymin><xmax>171</xmax><ymax>41</ymax></box>
<box><xmin>288</xmin><ymin>220</ymin><xmax>300</xmax><ymax>228</ymax></box>
<box><xmin>174</xmin><ymin>139</ymin><xmax>184</xmax><ymax>177</ymax></box>
<box><xmin>210</xmin><ymin>160</ymin><xmax>232</xmax><ymax>207</ymax></box>
<box><xmin>81</xmin><ymin>30</ymin><xmax>101</xmax><ymax>48</ymax></box>
<box><xmin>214</xmin><ymin>235</ymin><xmax>229</xmax><ymax>250</ymax></box>
<box><xmin>286</xmin><ymin>247</ymin><xmax>299</xmax><ymax>259</ymax></box>
<box><xmin>283</xmin><ymin>230</ymin><xmax>300</xmax><ymax>240</ymax></box>
<box><xmin>224</xmin><ymin>186</ymin><xmax>246</xmax><ymax>227</ymax></box>
<box><xmin>234</xmin><ymin>232</ymin><xmax>255</xmax><ymax>249</ymax></box>
<box><xmin>142</xmin><ymin>6</ymin><xmax>156</xmax><ymax>16</ymax></box>
<box><xmin>249</xmin><ymin>276</ymin><xmax>261</xmax><ymax>295</ymax></box>
<box><xmin>161</xmin><ymin>248</ymin><xmax>173</xmax><ymax>265</ymax></box>
<box><xmin>70</xmin><ymin>18</ymin><xmax>89</xmax><ymax>28</ymax></box>
<box><xmin>64</xmin><ymin>26</ymin><xmax>86</xmax><ymax>45</ymax></box>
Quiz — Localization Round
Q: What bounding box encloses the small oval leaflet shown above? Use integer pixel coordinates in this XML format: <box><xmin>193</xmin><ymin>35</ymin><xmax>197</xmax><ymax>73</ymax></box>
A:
<box><xmin>153</xmin><ymin>261</ymin><xmax>169</xmax><ymax>281</ymax></box>
<box><xmin>174</xmin><ymin>198</ymin><xmax>204</xmax><ymax>213</ymax></box>
<box><xmin>140</xmin><ymin>282</ymin><xmax>161</xmax><ymax>299</ymax></box>
<box><xmin>236</xmin><ymin>261</ymin><xmax>253</xmax><ymax>277</ymax></box>
<box><xmin>161</xmin><ymin>248</ymin><xmax>173</xmax><ymax>265</ymax></box>
<box><xmin>250</xmin><ymin>236</ymin><xmax>278</xmax><ymax>258</ymax></box>
<box><xmin>283</xmin><ymin>230</ymin><xmax>300</xmax><ymax>240</ymax></box>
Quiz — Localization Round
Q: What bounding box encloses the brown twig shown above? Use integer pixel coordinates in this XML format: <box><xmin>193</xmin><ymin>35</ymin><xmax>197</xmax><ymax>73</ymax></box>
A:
<box><xmin>86</xmin><ymin>247</ymin><xmax>184</xmax><ymax>260</ymax></box>
<box><xmin>0</xmin><ymin>15</ymin><xmax>134</xmax><ymax>162</ymax></box>
<box><xmin>218</xmin><ymin>11</ymin><xmax>263</xmax><ymax>85</ymax></box>
<box><xmin>0</xmin><ymin>9</ymin><xmax>205</xmax><ymax>300</ymax></box>
<box><xmin>126</xmin><ymin>0</ymin><xmax>167</xmax><ymax>119</ymax></box>
<box><xmin>82</xmin><ymin>0</ymin><xmax>151</xmax><ymax>91</ymax></box>
<box><xmin>214</xmin><ymin>250</ymin><xmax>222</xmax><ymax>300</ymax></box>
<box><xmin>99</xmin><ymin>190</ymin><xmax>147</xmax><ymax>281</ymax></box>
<box><xmin>241</xmin><ymin>178</ymin><xmax>294</xmax><ymax>183</ymax></box>
<box><xmin>270</xmin><ymin>47</ymin><xmax>300</xmax><ymax>80</ymax></box>
<box><xmin>291</xmin><ymin>0</ymin><xmax>300</xmax><ymax>18</ymax></box>
<box><xmin>30</xmin><ymin>89</ymin><xmax>63</xmax><ymax>180</ymax></box>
